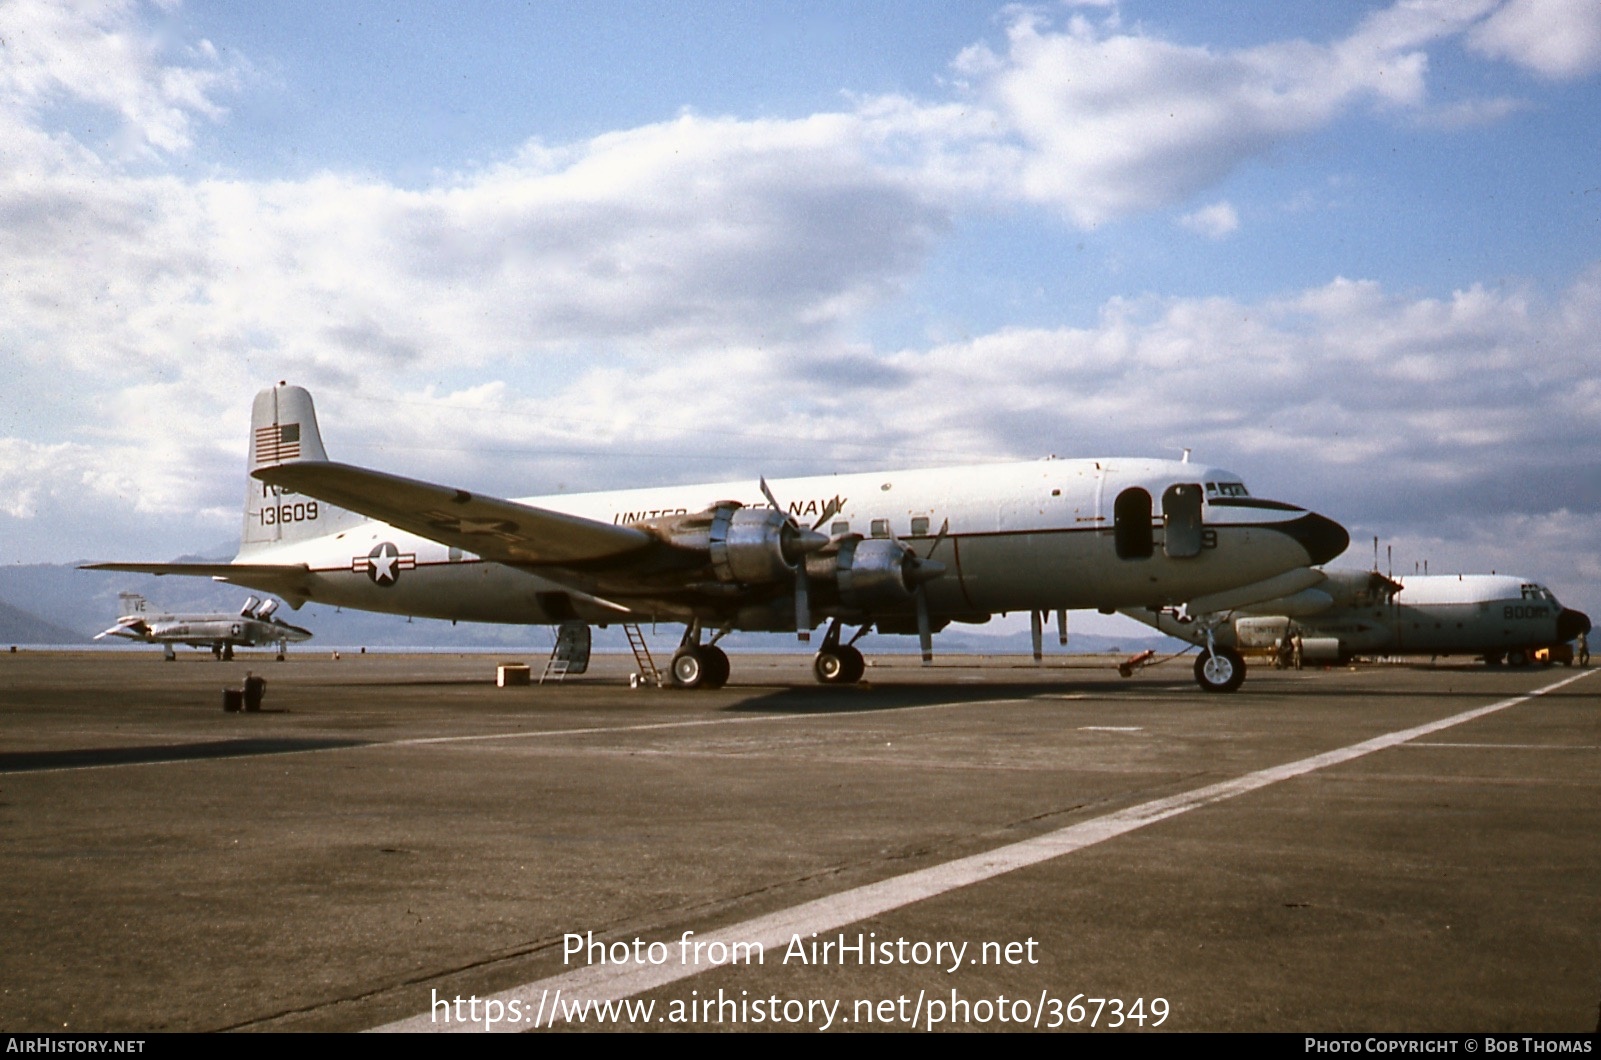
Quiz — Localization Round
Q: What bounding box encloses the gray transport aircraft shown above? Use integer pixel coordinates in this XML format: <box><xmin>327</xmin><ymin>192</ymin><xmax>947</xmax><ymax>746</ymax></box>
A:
<box><xmin>95</xmin><ymin>592</ymin><xmax>313</xmax><ymax>661</ymax></box>
<box><xmin>86</xmin><ymin>384</ymin><xmax>1350</xmax><ymax>692</ymax></box>
<box><xmin>1124</xmin><ymin>568</ymin><xmax>1591</xmax><ymax>667</ymax></box>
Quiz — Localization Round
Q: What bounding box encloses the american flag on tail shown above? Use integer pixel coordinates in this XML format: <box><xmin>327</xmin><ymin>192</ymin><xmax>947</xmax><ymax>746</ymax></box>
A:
<box><xmin>255</xmin><ymin>423</ymin><xmax>301</xmax><ymax>463</ymax></box>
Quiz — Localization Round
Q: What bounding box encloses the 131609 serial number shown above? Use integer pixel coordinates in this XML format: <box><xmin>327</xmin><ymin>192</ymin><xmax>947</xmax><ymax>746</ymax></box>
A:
<box><xmin>259</xmin><ymin>502</ymin><xmax>319</xmax><ymax>526</ymax></box>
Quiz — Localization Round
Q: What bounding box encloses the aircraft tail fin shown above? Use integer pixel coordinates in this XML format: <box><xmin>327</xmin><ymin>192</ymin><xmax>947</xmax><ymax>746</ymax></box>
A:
<box><xmin>240</xmin><ymin>384</ymin><xmax>366</xmax><ymax>555</ymax></box>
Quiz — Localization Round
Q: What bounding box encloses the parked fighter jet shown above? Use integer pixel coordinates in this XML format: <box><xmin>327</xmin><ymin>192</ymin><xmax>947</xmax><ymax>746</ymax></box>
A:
<box><xmin>95</xmin><ymin>593</ymin><xmax>312</xmax><ymax>660</ymax></box>
<box><xmin>85</xmin><ymin>383</ymin><xmax>1350</xmax><ymax>692</ymax></box>
<box><xmin>1125</xmin><ymin>568</ymin><xmax>1591</xmax><ymax>668</ymax></box>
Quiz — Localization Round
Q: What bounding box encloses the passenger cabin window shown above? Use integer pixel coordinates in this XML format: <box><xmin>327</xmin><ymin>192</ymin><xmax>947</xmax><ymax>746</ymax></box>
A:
<box><xmin>1163</xmin><ymin>483</ymin><xmax>1204</xmax><ymax>558</ymax></box>
<box><xmin>830</xmin><ymin>520</ymin><xmax>850</xmax><ymax>536</ymax></box>
<box><xmin>910</xmin><ymin>516</ymin><xmax>930</xmax><ymax>537</ymax></box>
<box><xmin>870</xmin><ymin>518</ymin><xmax>891</xmax><ymax>538</ymax></box>
<box><xmin>1114</xmin><ymin>488</ymin><xmax>1154</xmax><ymax>560</ymax></box>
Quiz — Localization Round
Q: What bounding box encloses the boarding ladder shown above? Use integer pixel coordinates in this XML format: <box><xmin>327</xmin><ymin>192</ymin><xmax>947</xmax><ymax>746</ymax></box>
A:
<box><xmin>623</xmin><ymin>624</ymin><xmax>663</xmax><ymax>687</ymax></box>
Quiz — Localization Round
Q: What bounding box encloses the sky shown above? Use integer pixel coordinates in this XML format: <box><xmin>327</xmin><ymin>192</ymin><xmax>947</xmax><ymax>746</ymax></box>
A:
<box><xmin>1</xmin><ymin>0</ymin><xmax>1598</xmax><ymax>637</ymax></box>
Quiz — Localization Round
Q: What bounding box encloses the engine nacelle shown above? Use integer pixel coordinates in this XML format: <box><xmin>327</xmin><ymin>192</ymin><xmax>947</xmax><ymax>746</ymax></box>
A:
<box><xmin>822</xmin><ymin>536</ymin><xmax>918</xmax><ymax>611</ymax></box>
<box><xmin>656</xmin><ymin>502</ymin><xmax>825</xmax><ymax>586</ymax></box>
<box><xmin>711</xmin><ymin>506</ymin><xmax>797</xmax><ymax>585</ymax></box>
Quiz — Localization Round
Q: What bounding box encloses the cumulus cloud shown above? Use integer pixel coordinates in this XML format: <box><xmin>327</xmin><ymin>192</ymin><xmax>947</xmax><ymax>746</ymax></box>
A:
<box><xmin>1467</xmin><ymin>0</ymin><xmax>1601</xmax><ymax>79</ymax></box>
<box><xmin>0</xmin><ymin>0</ymin><xmax>242</xmax><ymax>161</ymax></box>
<box><xmin>937</xmin><ymin>3</ymin><xmax>1494</xmax><ymax>225</ymax></box>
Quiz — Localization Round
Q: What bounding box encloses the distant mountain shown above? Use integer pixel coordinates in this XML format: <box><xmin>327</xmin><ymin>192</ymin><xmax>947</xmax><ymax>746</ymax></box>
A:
<box><xmin>2</xmin><ymin>561</ymin><xmax>1183</xmax><ymax>656</ymax></box>
<box><xmin>0</xmin><ymin>596</ymin><xmax>87</xmax><ymax>644</ymax></box>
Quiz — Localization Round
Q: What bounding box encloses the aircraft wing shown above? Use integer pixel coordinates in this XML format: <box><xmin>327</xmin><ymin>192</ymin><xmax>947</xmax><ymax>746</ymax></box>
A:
<box><xmin>79</xmin><ymin>562</ymin><xmax>319</xmax><ymax>602</ymax></box>
<box><xmin>253</xmin><ymin>461</ymin><xmax>653</xmax><ymax>566</ymax></box>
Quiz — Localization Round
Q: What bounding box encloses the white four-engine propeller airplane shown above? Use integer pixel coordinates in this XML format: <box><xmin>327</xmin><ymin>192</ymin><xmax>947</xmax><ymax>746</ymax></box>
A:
<box><xmin>94</xmin><ymin>592</ymin><xmax>313</xmax><ymax>661</ymax></box>
<box><xmin>85</xmin><ymin>383</ymin><xmax>1350</xmax><ymax>692</ymax></box>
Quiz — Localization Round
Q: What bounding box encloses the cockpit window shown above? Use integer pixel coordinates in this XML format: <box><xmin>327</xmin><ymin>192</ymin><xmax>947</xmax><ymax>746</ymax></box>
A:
<box><xmin>1205</xmin><ymin>481</ymin><xmax>1250</xmax><ymax>498</ymax></box>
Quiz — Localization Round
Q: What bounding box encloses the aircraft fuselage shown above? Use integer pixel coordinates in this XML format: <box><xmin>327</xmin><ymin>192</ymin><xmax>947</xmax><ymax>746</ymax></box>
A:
<box><xmin>241</xmin><ymin>458</ymin><xmax>1344</xmax><ymax>631</ymax></box>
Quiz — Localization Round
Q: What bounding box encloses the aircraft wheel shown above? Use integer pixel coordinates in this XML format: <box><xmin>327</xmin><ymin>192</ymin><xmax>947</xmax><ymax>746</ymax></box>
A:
<box><xmin>670</xmin><ymin>648</ymin><xmax>707</xmax><ymax>689</ymax></box>
<box><xmin>701</xmin><ymin>646</ymin><xmax>730</xmax><ymax>689</ymax></box>
<box><xmin>840</xmin><ymin>645</ymin><xmax>866</xmax><ymax>683</ymax></box>
<box><xmin>814</xmin><ymin>645</ymin><xmax>865</xmax><ymax>685</ymax></box>
<box><xmin>1194</xmin><ymin>647</ymin><xmax>1246</xmax><ymax>694</ymax></box>
<box><xmin>1506</xmin><ymin>649</ymin><xmax>1529</xmax><ymax>668</ymax></box>
<box><xmin>819</xmin><ymin>646</ymin><xmax>858</xmax><ymax>688</ymax></box>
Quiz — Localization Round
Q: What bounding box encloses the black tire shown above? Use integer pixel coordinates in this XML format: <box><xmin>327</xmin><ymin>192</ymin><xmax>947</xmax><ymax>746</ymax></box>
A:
<box><xmin>813</xmin><ymin>649</ymin><xmax>848</xmax><ymax>684</ymax></box>
<box><xmin>1194</xmin><ymin>647</ymin><xmax>1246</xmax><ymax>694</ymax></box>
<box><xmin>840</xmin><ymin>645</ymin><xmax>866</xmax><ymax>684</ymax></box>
<box><xmin>1506</xmin><ymin>649</ymin><xmax>1530</xmax><ymax>668</ymax></box>
<box><xmin>814</xmin><ymin>646</ymin><xmax>866</xmax><ymax>685</ymax></box>
<box><xmin>701</xmin><ymin>646</ymin><xmax>730</xmax><ymax>689</ymax></box>
<box><xmin>671</xmin><ymin>648</ymin><xmax>706</xmax><ymax>689</ymax></box>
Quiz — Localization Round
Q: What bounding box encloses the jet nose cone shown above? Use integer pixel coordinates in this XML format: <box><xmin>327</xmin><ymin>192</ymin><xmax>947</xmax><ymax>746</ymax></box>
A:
<box><xmin>1557</xmin><ymin>608</ymin><xmax>1591</xmax><ymax>642</ymax></box>
<box><xmin>1281</xmin><ymin>512</ymin><xmax>1350</xmax><ymax>566</ymax></box>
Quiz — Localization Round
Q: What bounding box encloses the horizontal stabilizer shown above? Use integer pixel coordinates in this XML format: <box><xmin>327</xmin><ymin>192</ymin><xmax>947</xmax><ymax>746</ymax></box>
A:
<box><xmin>80</xmin><ymin>562</ymin><xmax>318</xmax><ymax>605</ymax></box>
<box><xmin>253</xmin><ymin>461</ymin><xmax>652</xmax><ymax>567</ymax></box>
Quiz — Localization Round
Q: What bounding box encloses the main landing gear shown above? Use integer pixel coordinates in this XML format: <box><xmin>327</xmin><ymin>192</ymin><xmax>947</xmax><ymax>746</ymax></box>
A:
<box><xmin>669</xmin><ymin>619</ymin><xmax>873</xmax><ymax>689</ymax></box>
<box><xmin>669</xmin><ymin>623</ymin><xmax>729</xmax><ymax>690</ymax></box>
<box><xmin>813</xmin><ymin>620</ymin><xmax>868</xmax><ymax>685</ymax></box>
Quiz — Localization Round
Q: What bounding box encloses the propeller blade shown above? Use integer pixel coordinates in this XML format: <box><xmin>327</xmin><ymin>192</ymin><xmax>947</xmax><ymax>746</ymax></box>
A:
<box><xmin>758</xmin><ymin>476</ymin><xmax>782</xmax><ymax>514</ymax></box>
<box><xmin>1056</xmin><ymin>608</ymin><xmax>1069</xmax><ymax>646</ymax></box>
<box><xmin>916</xmin><ymin>586</ymin><xmax>933</xmax><ymax>665</ymax></box>
<box><xmin>1030</xmin><ymin>610</ymin><xmax>1043</xmax><ymax>661</ymax></box>
<box><xmin>810</xmin><ymin>496</ymin><xmax>842</xmax><ymax>532</ymax></box>
<box><xmin>764</xmin><ymin>475</ymin><xmax>825</xmax><ymax>640</ymax></box>
<box><xmin>795</xmin><ymin>564</ymin><xmax>811</xmax><ymax>642</ymax></box>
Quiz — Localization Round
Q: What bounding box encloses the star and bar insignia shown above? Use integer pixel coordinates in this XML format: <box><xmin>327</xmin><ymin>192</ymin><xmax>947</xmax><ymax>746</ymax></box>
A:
<box><xmin>352</xmin><ymin>541</ymin><xmax>416</xmax><ymax>585</ymax></box>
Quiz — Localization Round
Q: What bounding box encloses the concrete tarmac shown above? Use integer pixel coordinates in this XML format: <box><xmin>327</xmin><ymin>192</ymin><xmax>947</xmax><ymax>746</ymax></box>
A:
<box><xmin>0</xmin><ymin>649</ymin><xmax>1596</xmax><ymax>1033</ymax></box>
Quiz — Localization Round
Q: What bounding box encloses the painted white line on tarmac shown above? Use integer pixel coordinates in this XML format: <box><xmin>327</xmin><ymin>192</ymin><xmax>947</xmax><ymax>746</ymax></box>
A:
<box><xmin>5</xmin><ymin>695</ymin><xmax>1027</xmax><ymax>774</ymax></box>
<box><xmin>371</xmin><ymin>668</ymin><xmax>1596</xmax><ymax>1032</ymax></box>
